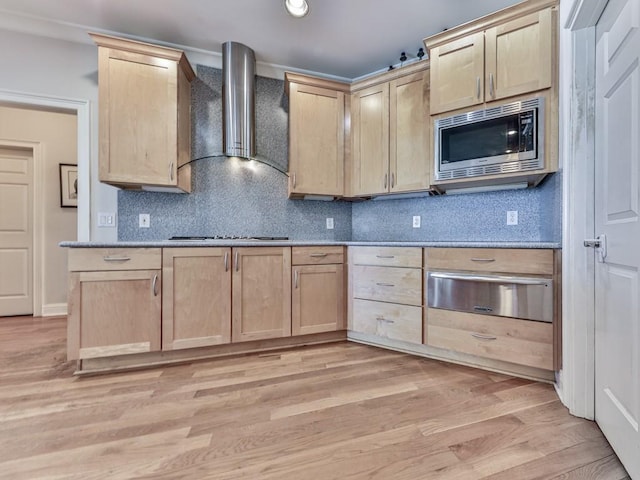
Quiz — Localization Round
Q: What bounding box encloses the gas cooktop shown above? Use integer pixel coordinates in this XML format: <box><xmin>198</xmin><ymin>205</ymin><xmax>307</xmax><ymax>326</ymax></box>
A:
<box><xmin>168</xmin><ymin>236</ymin><xmax>289</xmax><ymax>241</ymax></box>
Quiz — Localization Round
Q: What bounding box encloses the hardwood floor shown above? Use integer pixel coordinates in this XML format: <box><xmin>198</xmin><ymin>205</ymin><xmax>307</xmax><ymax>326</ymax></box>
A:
<box><xmin>0</xmin><ymin>315</ymin><xmax>629</xmax><ymax>479</ymax></box>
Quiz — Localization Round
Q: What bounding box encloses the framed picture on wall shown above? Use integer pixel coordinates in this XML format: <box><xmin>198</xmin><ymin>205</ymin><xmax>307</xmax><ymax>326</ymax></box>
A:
<box><xmin>59</xmin><ymin>164</ymin><xmax>78</xmax><ymax>208</ymax></box>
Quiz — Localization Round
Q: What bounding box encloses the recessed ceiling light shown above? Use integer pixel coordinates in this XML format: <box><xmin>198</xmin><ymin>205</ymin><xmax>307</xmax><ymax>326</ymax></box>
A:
<box><xmin>285</xmin><ymin>0</ymin><xmax>309</xmax><ymax>18</ymax></box>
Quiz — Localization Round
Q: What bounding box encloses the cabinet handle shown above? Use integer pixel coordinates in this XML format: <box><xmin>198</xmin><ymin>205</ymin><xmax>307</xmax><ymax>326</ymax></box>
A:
<box><xmin>384</xmin><ymin>173</ymin><xmax>388</xmax><ymax>189</ymax></box>
<box><xmin>234</xmin><ymin>251</ymin><xmax>239</xmax><ymax>272</ymax></box>
<box><xmin>473</xmin><ymin>305</ymin><xmax>494</xmax><ymax>313</ymax></box>
<box><xmin>471</xmin><ymin>332</ymin><xmax>497</xmax><ymax>341</ymax></box>
<box><xmin>292</xmin><ymin>172</ymin><xmax>297</xmax><ymax>188</ymax></box>
<box><xmin>170</xmin><ymin>162</ymin><xmax>174</xmax><ymax>181</ymax></box>
<box><xmin>152</xmin><ymin>274</ymin><xmax>159</xmax><ymax>296</ymax></box>
<box><xmin>224</xmin><ymin>251</ymin><xmax>229</xmax><ymax>272</ymax></box>
<box><xmin>375</xmin><ymin>317</ymin><xmax>395</xmax><ymax>324</ymax></box>
<box><xmin>376</xmin><ymin>282</ymin><xmax>395</xmax><ymax>287</ymax></box>
<box><xmin>476</xmin><ymin>77</ymin><xmax>481</xmax><ymax>99</ymax></box>
<box><xmin>294</xmin><ymin>270</ymin><xmax>299</xmax><ymax>288</ymax></box>
<box><xmin>470</xmin><ymin>258</ymin><xmax>495</xmax><ymax>263</ymax></box>
<box><xmin>391</xmin><ymin>172</ymin><xmax>395</xmax><ymax>189</ymax></box>
<box><xmin>489</xmin><ymin>73</ymin><xmax>495</xmax><ymax>98</ymax></box>
<box><xmin>103</xmin><ymin>256</ymin><xmax>131</xmax><ymax>262</ymax></box>
<box><xmin>309</xmin><ymin>253</ymin><xmax>328</xmax><ymax>258</ymax></box>
<box><xmin>376</xmin><ymin>255</ymin><xmax>395</xmax><ymax>259</ymax></box>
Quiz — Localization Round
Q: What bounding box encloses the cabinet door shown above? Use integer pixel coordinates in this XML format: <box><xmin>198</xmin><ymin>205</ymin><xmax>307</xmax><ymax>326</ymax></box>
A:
<box><xmin>288</xmin><ymin>83</ymin><xmax>345</xmax><ymax>196</ymax></box>
<box><xmin>389</xmin><ymin>71</ymin><xmax>430</xmax><ymax>192</ymax></box>
<box><xmin>67</xmin><ymin>270</ymin><xmax>161</xmax><ymax>360</ymax></box>
<box><xmin>351</xmin><ymin>83</ymin><xmax>390</xmax><ymax>195</ymax></box>
<box><xmin>485</xmin><ymin>8</ymin><xmax>553</xmax><ymax>102</ymax></box>
<box><xmin>292</xmin><ymin>264</ymin><xmax>344</xmax><ymax>335</ymax></box>
<box><xmin>232</xmin><ymin>247</ymin><xmax>292</xmax><ymax>342</ymax></box>
<box><xmin>162</xmin><ymin>248</ymin><xmax>231</xmax><ymax>350</ymax></box>
<box><xmin>98</xmin><ymin>48</ymin><xmax>177</xmax><ymax>187</ymax></box>
<box><xmin>429</xmin><ymin>32</ymin><xmax>484</xmax><ymax>115</ymax></box>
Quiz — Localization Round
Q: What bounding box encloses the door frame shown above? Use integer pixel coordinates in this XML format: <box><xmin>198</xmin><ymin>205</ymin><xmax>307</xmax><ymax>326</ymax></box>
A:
<box><xmin>560</xmin><ymin>0</ymin><xmax>609</xmax><ymax>419</ymax></box>
<box><xmin>0</xmin><ymin>90</ymin><xmax>90</xmax><ymax>316</ymax></box>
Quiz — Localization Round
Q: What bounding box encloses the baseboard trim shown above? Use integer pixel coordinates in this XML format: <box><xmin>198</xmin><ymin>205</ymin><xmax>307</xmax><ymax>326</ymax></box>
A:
<box><xmin>41</xmin><ymin>303</ymin><xmax>68</xmax><ymax>317</ymax></box>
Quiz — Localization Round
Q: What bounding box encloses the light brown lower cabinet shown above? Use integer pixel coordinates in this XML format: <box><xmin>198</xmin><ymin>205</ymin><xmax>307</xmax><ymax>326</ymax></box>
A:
<box><xmin>67</xmin><ymin>248</ymin><xmax>162</xmax><ymax>361</ymax></box>
<box><xmin>352</xmin><ymin>299</ymin><xmax>422</xmax><ymax>344</ymax></box>
<box><xmin>427</xmin><ymin>308</ymin><xmax>554</xmax><ymax>371</ymax></box>
<box><xmin>292</xmin><ymin>246</ymin><xmax>345</xmax><ymax>335</ymax></box>
<box><xmin>232</xmin><ymin>247</ymin><xmax>292</xmax><ymax>342</ymax></box>
<box><xmin>162</xmin><ymin>247</ymin><xmax>231</xmax><ymax>350</ymax></box>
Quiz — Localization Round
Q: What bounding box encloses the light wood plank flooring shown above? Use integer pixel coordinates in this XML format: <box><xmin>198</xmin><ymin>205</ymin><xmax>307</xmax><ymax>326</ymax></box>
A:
<box><xmin>0</xmin><ymin>316</ymin><xmax>629</xmax><ymax>479</ymax></box>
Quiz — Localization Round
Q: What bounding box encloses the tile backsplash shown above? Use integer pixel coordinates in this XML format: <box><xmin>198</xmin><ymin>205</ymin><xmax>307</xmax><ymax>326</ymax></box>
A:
<box><xmin>118</xmin><ymin>65</ymin><xmax>561</xmax><ymax>243</ymax></box>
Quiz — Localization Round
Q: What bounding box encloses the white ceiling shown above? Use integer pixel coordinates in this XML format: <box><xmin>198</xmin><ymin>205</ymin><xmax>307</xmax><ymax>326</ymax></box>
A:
<box><xmin>0</xmin><ymin>0</ymin><xmax>521</xmax><ymax>79</ymax></box>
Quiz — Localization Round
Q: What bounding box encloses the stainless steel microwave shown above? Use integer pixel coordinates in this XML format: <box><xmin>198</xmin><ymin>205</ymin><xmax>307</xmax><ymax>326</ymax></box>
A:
<box><xmin>434</xmin><ymin>97</ymin><xmax>544</xmax><ymax>181</ymax></box>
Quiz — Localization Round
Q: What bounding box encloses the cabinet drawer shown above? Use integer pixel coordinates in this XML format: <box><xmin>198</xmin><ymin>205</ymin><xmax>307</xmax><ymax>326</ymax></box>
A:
<box><xmin>292</xmin><ymin>246</ymin><xmax>344</xmax><ymax>265</ymax></box>
<box><xmin>352</xmin><ymin>265</ymin><xmax>422</xmax><ymax>306</ymax></box>
<box><xmin>352</xmin><ymin>299</ymin><xmax>422</xmax><ymax>344</ymax></box>
<box><xmin>350</xmin><ymin>246</ymin><xmax>422</xmax><ymax>268</ymax></box>
<box><xmin>68</xmin><ymin>248</ymin><xmax>162</xmax><ymax>271</ymax></box>
<box><xmin>425</xmin><ymin>248</ymin><xmax>554</xmax><ymax>275</ymax></box>
<box><xmin>426</xmin><ymin>308</ymin><xmax>553</xmax><ymax>370</ymax></box>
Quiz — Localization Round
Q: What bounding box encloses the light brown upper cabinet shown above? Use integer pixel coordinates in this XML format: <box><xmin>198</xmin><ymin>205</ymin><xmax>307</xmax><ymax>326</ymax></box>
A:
<box><xmin>91</xmin><ymin>33</ymin><xmax>195</xmax><ymax>192</ymax></box>
<box><xmin>285</xmin><ymin>73</ymin><xmax>349</xmax><ymax>198</ymax></box>
<box><xmin>350</xmin><ymin>63</ymin><xmax>430</xmax><ymax>197</ymax></box>
<box><xmin>427</xmin><ymin>1</ymin><xmax>556</xmax><ymax>115</ymax></box>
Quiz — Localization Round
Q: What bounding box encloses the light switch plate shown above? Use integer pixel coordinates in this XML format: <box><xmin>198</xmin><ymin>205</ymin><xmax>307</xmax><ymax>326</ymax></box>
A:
<box><xmin>97</xmin><ymin>212</ymin><xmax>116</xmax><ymax>228</ymax></box>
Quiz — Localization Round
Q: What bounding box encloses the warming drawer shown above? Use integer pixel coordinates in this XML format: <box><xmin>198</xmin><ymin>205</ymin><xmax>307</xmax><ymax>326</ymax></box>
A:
<box><xmin>427</xmin><ymin>272</ymin><xmax>553</xmax><ymax>323</ymax></box>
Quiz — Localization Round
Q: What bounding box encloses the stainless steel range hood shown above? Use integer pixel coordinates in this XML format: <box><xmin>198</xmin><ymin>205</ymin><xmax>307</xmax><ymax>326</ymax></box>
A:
<box><xmin>222</xmin><ymin>41</ymin><xmax>256</xmax><ymax>159</ymax></box>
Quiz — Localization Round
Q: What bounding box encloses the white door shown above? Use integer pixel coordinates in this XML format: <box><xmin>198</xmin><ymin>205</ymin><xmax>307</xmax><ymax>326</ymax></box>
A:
<box><xmin>0</xmin><ymin>147</ymin><xmax>33</xmax><ymax>316</ymax></box>
<box><xmin>595</xmin><ymin>0</ymin><xmax>640</xmax><ymax>477</ymax></box>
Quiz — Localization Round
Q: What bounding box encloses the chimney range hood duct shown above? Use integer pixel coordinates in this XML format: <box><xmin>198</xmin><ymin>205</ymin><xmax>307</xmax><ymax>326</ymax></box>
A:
<box><xmin>222</xmin><ymin>41</ymin><xmax>256</xmax><ymax>159</ymax></box>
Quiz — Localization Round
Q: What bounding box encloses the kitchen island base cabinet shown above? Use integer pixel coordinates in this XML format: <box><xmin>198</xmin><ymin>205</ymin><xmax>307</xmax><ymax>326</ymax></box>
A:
<box><xmin>68</xmin><ymin>269</ymin><xmax>161</xmax><ymax>361</ymax></box>
<box><xmin>232</xmin><ymin>247</ymin><xmax>292</xmax><ymax>342</ymax></box>
<box><xmin>162</xmin><ymin>248</ymin><xmax>231</xmax><ymax>351</ymax></box>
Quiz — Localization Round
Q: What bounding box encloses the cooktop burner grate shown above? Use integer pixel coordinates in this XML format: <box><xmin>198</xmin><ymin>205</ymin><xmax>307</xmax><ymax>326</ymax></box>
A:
<box><xmin>168</xmin><ymin>236</ymin><xmax>289</xmax><ymax>241</ymax></box>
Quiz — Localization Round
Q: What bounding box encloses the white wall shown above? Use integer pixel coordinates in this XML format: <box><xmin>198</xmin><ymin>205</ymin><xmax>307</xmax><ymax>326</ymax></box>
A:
<box><xmin>0</xmin><ymin>28</ymin><xmax>116</xmax><ymax>241</ymax></box>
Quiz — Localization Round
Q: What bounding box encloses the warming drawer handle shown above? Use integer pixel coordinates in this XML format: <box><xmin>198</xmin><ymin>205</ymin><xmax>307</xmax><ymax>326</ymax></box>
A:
<box><xmin>103</xmin><ymin>256</ymin><xmax>131</xmax><ymax>262</ymax></box>
<box><xmin>471</xmin><ymin>332</ymin><xmax>497</xmax><ymax>341</ymax></box>
<box><xmin>429</xmin><ymin>272</ymin><xmax>550</xmax><ymax>286</ymax></box>
<box><xmin>470</xmin><ymin>258</ymin><xmax>495</xmax><ymax>263</ymax></box>
<box><xmin>473</xmin><ymin>305</ymin><xmax>494</xmax><ymax>313</ymax></box>
<box><xmin>309</xmin><ymin>253</ymin><xmax>328</xmax><ymax>258</ymax></box>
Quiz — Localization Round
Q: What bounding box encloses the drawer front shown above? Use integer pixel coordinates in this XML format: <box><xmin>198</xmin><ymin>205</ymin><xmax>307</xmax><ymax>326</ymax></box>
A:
<box><xmin>292</xmin><ymin>246</ymin><xmax>344</xmax><ymax>265</ymax></box>
<box><xmin>352</xmin><ymin>299</ymin><xmax>422</xmax><ymax>344</ymax></box>
<box><xmin>425</xmin><ymin>248</ymin><xmax>554</xmax><ymax>275</ymax></box>
<box><xmin>427</xmin><ymin>308</ymin><xmax>553</xmax><ymax>370</ymax></box>
<box><xmin>350</xmin><ymin>246</ymin><xmax>422</xmax><ymax>268</ymax></box>
<box><xmin>352</xmin><ymin>265</ymin><xmax>422</xmax><ymax>306</ymax></box>
<box><xmin>68</xmin><ymin>248</ymin><xmax>162</xmax><ymax>271</ymax></box>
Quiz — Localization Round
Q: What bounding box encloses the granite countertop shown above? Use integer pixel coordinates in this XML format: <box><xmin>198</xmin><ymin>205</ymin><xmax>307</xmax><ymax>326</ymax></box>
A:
<box><xmin>60</xmin><ymin>240</ymin><xmax>561</xmax><ymax>249</ymax></box>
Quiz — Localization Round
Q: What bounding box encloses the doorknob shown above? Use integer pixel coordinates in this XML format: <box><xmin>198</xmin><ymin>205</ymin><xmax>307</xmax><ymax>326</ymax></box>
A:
<box><xmin>584</xmin><ymin>234</ymin><xmax>607</xmax><ymax>262</ymax></box>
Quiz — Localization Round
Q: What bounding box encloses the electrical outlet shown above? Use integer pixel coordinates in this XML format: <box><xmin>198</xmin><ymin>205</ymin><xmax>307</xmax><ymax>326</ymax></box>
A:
<box><xmin>507</xmin><ymin>210</ymin><xmax>518</xmax><ymax>226</ymax></box>
<box><xmin>412</xmin><ymin>215</ymin><xmax>421</xmax><ymax>228</ymax></box>
<box><xmin>97</xmin><ymin>212</ymin><xmax>116</xmax><ymax>228</ymax></box>
<box><xmin>326</xmin><ymin>218</ymin><xmax>334</xmax><ymax>230</ymax></box>
<box><xmin>139</xmin><ymin>213</ymin><xmax>150</xmax><ymax>228</ymax></box>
